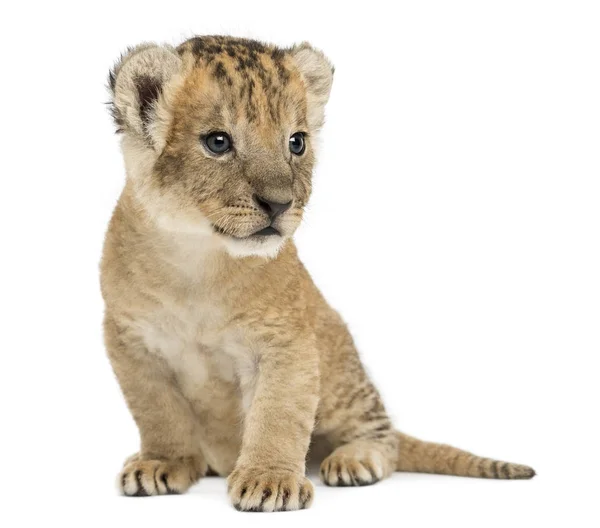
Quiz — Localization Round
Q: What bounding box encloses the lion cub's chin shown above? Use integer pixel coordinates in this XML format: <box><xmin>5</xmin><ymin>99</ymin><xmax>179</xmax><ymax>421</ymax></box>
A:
<box><xmin>220</xmin><ymin>234</ymin><xmax>287</xmax><ymax>259</ymax></box>
<box><xmin>154</xmin><ymin>212</ymin><xmax>286</xmax><ymax>259</ymax></box>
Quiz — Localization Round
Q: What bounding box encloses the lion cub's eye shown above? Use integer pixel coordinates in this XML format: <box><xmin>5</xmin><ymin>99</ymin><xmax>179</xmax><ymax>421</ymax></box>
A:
<box><xmin>289</xmin><ymin>132</ymin><xmax>306</xmax><ymax>155</ymax></box>
<box><xmin>204</xmin><ymin>132</ymin><xmax>231</xmax><ymax>154</ymax></box>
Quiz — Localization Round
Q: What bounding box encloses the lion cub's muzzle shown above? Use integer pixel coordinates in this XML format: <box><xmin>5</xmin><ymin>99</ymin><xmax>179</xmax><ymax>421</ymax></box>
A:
<box><xmin>252</xmin><ymin>194</ymin><xmax>292</xmax><ymax>236</ymax></box>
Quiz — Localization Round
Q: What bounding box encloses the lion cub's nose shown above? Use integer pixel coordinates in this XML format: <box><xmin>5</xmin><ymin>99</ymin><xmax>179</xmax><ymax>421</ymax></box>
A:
<box><xmin>254</xmin><ymin>195</ymin><xmax>293</xmax><ymax>219</ymax></box>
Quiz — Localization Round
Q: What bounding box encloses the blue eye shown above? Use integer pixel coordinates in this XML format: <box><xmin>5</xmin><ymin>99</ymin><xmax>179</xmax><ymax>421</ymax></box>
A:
<box><xmin>289</xmin><ymin>132</ymin><xmax>306</xmax><ymax>155</ymax></box>
<box><xmin>204</xmin><ymin>132</ymin><xmax>231</xmax><ymax>154</ymax></box>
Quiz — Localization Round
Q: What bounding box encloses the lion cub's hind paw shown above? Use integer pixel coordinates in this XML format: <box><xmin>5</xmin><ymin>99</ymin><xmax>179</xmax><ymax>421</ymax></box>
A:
<box><xmin>320</xmin><ymin>447</ymin><xmax>390</xmax><ymax>487</ymax></box>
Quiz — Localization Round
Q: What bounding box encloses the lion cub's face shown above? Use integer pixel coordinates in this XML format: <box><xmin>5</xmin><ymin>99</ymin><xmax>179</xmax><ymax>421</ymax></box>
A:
<box><xmin>109</xmin><ymin>37</ymin><xmax>333</xmax><ymax>258</ymax></box>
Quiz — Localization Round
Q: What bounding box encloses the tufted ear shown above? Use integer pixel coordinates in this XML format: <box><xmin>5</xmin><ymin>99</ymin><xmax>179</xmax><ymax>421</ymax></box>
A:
<box><xmin>108</xmin><ymin>43</ymin><xmax>182</xmax><ymax>148</ymax></box>
<box><xmin>290</xmin><ymin>42</ymin><xmax>334</xmax><ymax>130</ymax></box>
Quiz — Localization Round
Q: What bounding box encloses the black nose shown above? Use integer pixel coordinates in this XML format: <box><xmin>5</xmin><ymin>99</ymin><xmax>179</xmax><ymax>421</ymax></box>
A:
<box><xmin>254</xmin><ymin>195</ymin><xmax>292</xmax><ymax>219</ymax></box>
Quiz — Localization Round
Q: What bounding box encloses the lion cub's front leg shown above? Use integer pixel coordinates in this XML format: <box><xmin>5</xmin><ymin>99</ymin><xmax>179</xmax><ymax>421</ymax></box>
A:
<box><xmin>105</xmin><ymin>317</ymin><xmax>207</xmax><ymax>497</ymax></box>
<box><xmin>227</xmin><ymin>341</ymin><xmax>319</xmax><ymax>512</ymax></box>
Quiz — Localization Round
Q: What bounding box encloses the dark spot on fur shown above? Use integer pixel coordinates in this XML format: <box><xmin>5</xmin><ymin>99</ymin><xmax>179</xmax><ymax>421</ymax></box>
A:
<box><xmin>492</xmin><ymin>461</ymin><xmax>500</xmax><ymax>479</ymax></box>
<box><xmin>271</xmin><ymin>48</ymin><xmax>285</xmax><ymax>62</ymax></box>
<box><xmin>214</xmin><ymin>61</ymin><xmax>232</xmax><ymax>85</ymax></box>
<box><xmin>214</xmin><ymin>61</ymin><xmax>226</xmax><ymax>78</ymax></box>
<box><xmin>134</xmin><ymin>75</ymin><xmax>162</xmax><ymax>137</ymax></box>
<box><xmin>190</xmin><ymin>37</ymin><xmax>206</xmax><ymax>55</ymax></box>
<box><xmin>477</xmin><ymin>458</ymin><xmax>486</xmax><ymax>477</ymax></box>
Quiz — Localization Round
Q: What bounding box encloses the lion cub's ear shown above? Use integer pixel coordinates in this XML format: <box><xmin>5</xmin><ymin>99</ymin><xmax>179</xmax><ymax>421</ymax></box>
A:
<box><xmin>290</xmin><ymin>43</ymin><xmax>334</xmax><ymax>130</ymax></box>
<box><xmin>108</xmin><ymin>43</ymin><xmax>182</xmax><ymax>149</ymax></box>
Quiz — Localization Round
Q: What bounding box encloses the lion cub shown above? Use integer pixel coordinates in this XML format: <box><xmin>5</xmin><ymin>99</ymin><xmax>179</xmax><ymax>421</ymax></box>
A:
<box><xmin>102</xmin><ymin>36</ymin><xmax>534</xmax><ymax>512</ymax></box>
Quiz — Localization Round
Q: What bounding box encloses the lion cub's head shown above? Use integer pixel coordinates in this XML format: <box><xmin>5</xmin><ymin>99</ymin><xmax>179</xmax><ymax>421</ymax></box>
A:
<box><xmin>109</xmin><ymin>36</ymin><xmax>333</xmax><ymax>258</ymax></box>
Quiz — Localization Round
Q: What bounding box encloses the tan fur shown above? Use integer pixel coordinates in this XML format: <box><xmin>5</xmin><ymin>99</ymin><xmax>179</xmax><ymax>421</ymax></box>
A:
<box><xmin>101</xmin><ymin>36</ymin><xmax>534</xmax><ymax>512</ymax></box>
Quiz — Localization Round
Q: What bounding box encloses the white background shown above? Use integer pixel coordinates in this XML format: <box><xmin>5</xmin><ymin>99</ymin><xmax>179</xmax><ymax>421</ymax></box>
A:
<box><xmin>1</xmin><ymin>1</ymin><xmax>598</xmax><ymax>526</ymax></box>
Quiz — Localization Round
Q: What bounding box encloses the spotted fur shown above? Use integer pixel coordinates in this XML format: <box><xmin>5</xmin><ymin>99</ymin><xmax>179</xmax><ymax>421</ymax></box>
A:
<box><xmin>102</xmin><ymin>36</ymin><xmax>534</xmax><ymax>513</ymax></box>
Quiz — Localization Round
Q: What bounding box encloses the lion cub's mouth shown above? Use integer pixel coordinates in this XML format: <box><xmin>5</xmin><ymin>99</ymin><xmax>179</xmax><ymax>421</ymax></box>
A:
<box><xmin>253</xmin><ymin>226</ymin><xmax>280</xmax><ymax>237</ymax></box>
<box><xmin>213</xmin><ymin>225</ymin><xmax>281</xmax><ymax>239</ymax></box>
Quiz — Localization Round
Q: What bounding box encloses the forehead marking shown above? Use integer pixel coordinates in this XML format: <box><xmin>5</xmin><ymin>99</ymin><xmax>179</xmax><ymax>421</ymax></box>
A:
<box><xmin>178</xmin><ymin>36</ymin><xmax>301</xmax><ymax>125</ymax></box>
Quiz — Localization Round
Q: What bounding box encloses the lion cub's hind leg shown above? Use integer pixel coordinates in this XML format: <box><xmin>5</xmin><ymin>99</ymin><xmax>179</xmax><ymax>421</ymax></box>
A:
<box><xmin>318</xmin><ymin>380</ymin><xmax>399</xmax><ymax>487</ymax></box>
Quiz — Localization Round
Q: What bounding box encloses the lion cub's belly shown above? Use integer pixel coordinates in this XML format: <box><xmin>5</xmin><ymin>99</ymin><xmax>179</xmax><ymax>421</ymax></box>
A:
<box><xmin>140</xmin><ymin>312</ymin><xmax>248</xmax><ymax>475</ymax></box>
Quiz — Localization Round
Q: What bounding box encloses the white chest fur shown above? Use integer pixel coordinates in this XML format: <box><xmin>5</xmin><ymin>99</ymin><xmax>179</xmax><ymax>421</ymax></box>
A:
<box><xmin>126</xmin><ymin>230</ymin><xmax>262</xmax><ymax>408</ymax></box>
<box><xmin>135</xmin><ymin>298</ymin><xmax>258</xmax><ymax>403</ymax></box>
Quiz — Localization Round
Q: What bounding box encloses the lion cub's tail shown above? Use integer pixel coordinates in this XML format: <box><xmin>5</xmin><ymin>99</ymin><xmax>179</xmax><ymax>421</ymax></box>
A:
<box><xmin>395</xmin><ymin>431</ymin><xmax>535</xmax><ymax>479</ymax></box>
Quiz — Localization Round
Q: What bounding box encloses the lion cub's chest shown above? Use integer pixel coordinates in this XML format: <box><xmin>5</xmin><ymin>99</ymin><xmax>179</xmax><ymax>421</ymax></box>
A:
<box><xmin>138</xmin><ymin>299</ymin><xmax>253</xmax><ymax>399</ymax></box>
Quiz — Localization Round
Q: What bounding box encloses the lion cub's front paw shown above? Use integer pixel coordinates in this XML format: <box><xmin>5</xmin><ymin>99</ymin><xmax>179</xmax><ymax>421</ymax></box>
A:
<box><xmin>119</xmin><ymin>454</ymin><xmax>206</xmax><ymax>497</ymax></box>
<box><xmin>227</xmin><ymin>466</ymin><xmax>314</xmax><ymax>512</ymax></box>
